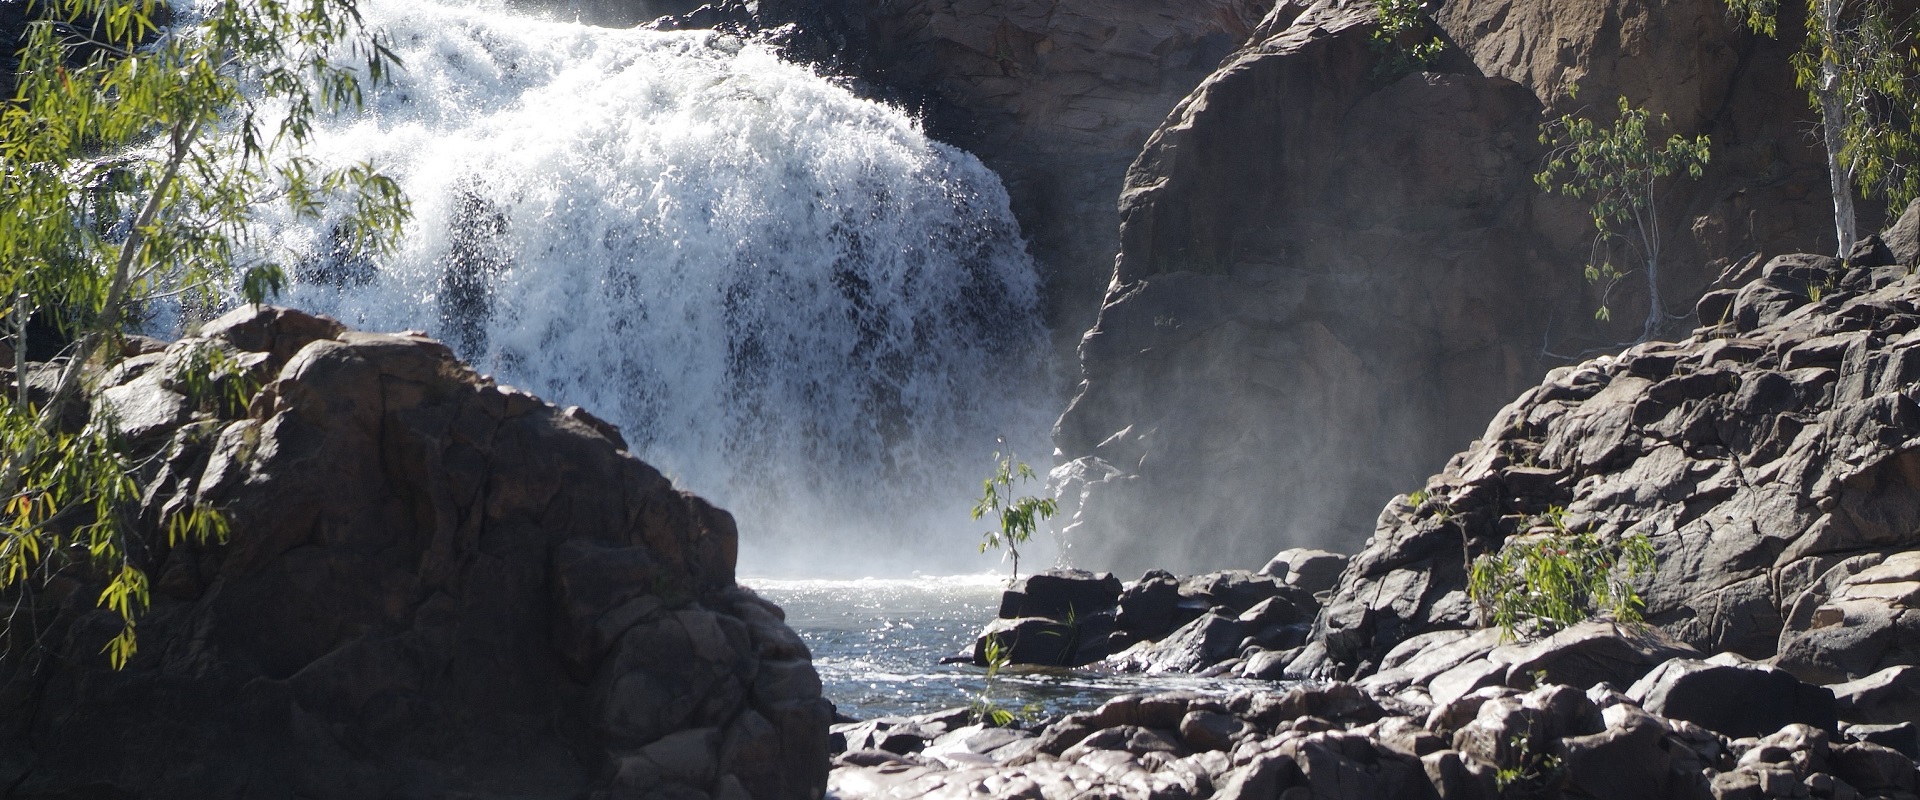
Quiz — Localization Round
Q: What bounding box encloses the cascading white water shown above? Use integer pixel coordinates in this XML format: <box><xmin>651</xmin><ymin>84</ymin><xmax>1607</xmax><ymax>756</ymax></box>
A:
<box><xmin>249</xmin><ymin>0</ymin><xmax>1054</xmax><ymax>575</ymax></box>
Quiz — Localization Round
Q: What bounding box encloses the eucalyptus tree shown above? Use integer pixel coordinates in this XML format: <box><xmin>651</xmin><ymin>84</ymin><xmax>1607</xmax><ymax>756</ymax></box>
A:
<box><xmin>1729</xmin><ymin>0</ymin><xmax>1920</xmax><ymax>256</ymax></box>
<box><xmin>1537</xmin><ymin>95</ymin><xmax>1712</xmax><ymax>342</ymax></box>
<box><xmin>0</xmin><ymin>0</ymin><xmax>409</xmax><ymax>667</ymax></box>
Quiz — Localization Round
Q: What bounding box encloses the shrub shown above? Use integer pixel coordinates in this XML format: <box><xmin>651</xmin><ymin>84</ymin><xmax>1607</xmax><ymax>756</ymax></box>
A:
<box><xmin>1369</xmin><ymin>0</ymin><xmax>1444</xmax><ymax>80</ymax></box>
<box><xmin>1467</xmin><ymin>508</ymin><xmax>1656</xmax><ymax>638</ymax></box>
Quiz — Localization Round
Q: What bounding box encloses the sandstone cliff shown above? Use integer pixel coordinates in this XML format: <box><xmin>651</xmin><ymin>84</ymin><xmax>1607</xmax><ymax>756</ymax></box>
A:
<box><xmin>0</xmin><ymin>307</ymin><xmax>829</xmax><ymax>800</ymax></box>
<box><xmin>1055</xmin><ymin>0</ymin><xmax>1855</xmax><ymax>575</ymax></box>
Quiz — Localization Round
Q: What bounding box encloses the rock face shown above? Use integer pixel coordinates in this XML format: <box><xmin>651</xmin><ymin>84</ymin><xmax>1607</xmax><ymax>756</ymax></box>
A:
<box><xmin>0</xmin><ymin>306</ymin><xmax>830</xmax><ymax>800</ymax></box>
<box><xmin>746</xmin><ymin>0</ymin><xmax>1271</xmax><ymax>350</ymax></box>
<box><xmin>1308</xmin><ymin>203</ymin><xmax>1920</xmax><ymax>686</ymax></box>
<box><xmin>1053</xmin><ymin>0</ymin><xmax>1848</xmax><ymax>576</ymax></box>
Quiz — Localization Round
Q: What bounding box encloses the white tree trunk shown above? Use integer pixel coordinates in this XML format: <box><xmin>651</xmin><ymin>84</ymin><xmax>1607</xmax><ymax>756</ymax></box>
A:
<box><xmin>1819</xmin><ymin>0</ymin><xmax>1858</xmax><ymax>257</ymax></box>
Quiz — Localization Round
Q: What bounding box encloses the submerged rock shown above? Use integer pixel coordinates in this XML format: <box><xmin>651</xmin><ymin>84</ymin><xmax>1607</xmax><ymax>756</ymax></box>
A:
<box><xmin>0</xmin><ymin>306</ymin><xmax>830</xmax><ymax>800</ymax></box>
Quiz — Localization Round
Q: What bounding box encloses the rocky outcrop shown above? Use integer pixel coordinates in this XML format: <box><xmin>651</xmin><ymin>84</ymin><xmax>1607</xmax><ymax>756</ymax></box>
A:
<box><xmin>0</xmin><ymin>306</ymin><xmax>830</xmax><ymax>799</ymax></box>
<box><xmin>1307</xmin><ymin>202</ymin><xmax>1920</xmax><ymax>685</ymax></box>
<box><xmin>1054</xmin><ymin>0</ymin><xmax>1848</xmax><ymax>576</ymax></box>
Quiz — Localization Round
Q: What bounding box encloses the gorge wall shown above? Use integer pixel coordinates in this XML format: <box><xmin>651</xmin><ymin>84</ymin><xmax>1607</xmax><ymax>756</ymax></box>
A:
<box><xmin>745</xmin><ymin>0</ymin><xmax>1278</xmax><ymax>355</ymax></box>
<box><xmin>1053</xmin><ymin>0</ymin><xmax>1864</xmax><ymax>575</ymax></box>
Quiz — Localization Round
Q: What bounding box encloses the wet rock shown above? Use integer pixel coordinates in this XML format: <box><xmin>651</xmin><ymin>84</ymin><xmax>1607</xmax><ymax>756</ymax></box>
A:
<box><xmin>997</xmin><ymin>568</ymin><xmax>1124</xmax><ymax>620</ymax></box>
<box><xmin>973</xmin><ymin>616</ymin><xmax>1078</xmax><ymax>667</ymax></box>
<box><xmin>1117</xmin><ymin>569</ymin><xmax>1186</xmax><ymax>637</ymax></box>
<box><xmin>1105</xmin><ymin>611</ymin><xmax>1251</xmax><ymax>674</ymax></box>
<box><xmin>1629</xmin><ymin>658</ymin><xmax>1838</xmax><ymax>739</ymax></box>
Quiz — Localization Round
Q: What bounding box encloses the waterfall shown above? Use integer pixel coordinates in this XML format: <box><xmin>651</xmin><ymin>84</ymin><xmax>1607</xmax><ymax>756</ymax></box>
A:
<box><xmin>246</xmin><ymin>0</ymin><xmax>1054</xmax><ymax>575</ymax></box>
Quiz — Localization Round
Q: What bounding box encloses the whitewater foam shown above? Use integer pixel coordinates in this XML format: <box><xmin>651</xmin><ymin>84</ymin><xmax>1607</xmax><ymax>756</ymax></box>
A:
<box><xmin>241</xmin><ymin>0</ymin><xmax>1054</xmax><ymax>574</ymax></box>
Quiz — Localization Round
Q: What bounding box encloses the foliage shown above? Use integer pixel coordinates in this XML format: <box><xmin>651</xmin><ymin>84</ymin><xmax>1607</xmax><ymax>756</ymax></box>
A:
<box><xmin>1467</xmin><ymin>506</ymin><xmax>1657</xmax><ymax>639</ymax></box>
<box><xmin>1727</xmin><ymin>0</ymin><xmax>1920</xmax><ymax>255</ymax></box>
<box><xmin>0</xmin><ymin>0</ymin><xmax>410</xmax><ymax>667</ymax></box>
<box><xmin>1492</xmin><ymin>732</ymin><xmax>1565</xmax><ymax>798</ymax></box>
<box><xmin>1536</xmin><ymin>94</ymin><xmax>1710</xmax><ymax>340</ymax></box>
<box><xmin>170</xmin><ymin>342</ymin><xmax>259</xmax><ymax>417</ymax></box>
<box><xmin>968</xmin><ymin>636</ymin><xmax>1037</xmax><ymax>727</ymax></box>
<box><xmin>973</xmin><ymin>451</ymin><xmax>1057</xmax><ymax>586</ymax></box>
<box><xmin>1369</xmin><ymin>0</ymin><xmax>1444</xmax><ymax>80</ymax></box>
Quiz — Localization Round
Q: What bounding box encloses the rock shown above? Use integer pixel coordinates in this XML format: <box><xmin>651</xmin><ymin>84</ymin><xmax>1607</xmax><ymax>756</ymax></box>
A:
<box><xmin>973</xmin><ymin>616</ymin><xmax>1078</xmax><ymax>667</ymax></box>
<box><xmin>1829</xmin><ymin>742</ymin><xmax>1919</xmax><ymax>794</ymax></box>
<box><xmin>1778</xmin><ymin>554</ymin><xmax>1920</xmax><ymax>684</ymax></box>
<box><xmin>1116</xmin><ymin>569</ymin><xmax>1186</xmax><ymax>637</ymax></box>
<box><xmin>997</xmin><ymin>568</ymin><xmax>1124</xmax><ymax>620</ymax></box>
<box><xmin>1628</xmin><ymin>659</ymin><xmax>1838</xmax><ymax>739</ymax></box>
<box><xmin>1831</xmin><ymin>665</ymin><xmax>1920</xmax><ymax>725</ymax></box>
<box><xmin>1844</xmin><ymin>723</ymin><xmax>1919</xmax><ymax>760</ymax></box>
<box><xmin>1179</xmin><ymin>710</ymin><xmax>1250</xmax><ymax>752</ymax></box>
<box><xmin>1059</xmin><ymin>724</ymin><xmax>1186</xmax><ymax>761</ymax></box>
<box><xmin>0</xmin><ymin>307</ymin><xmax>829</xmax><ymax>799</ymax></box>
<box><xmin>1561</xmin><ymin>703</ymin><xmax>1715</xmax><ymax>800</ymax></box>
<box><xmin>1488</xmin><ymin>619</ymin><xmax>1703</xmax><ymax>691</ymax></box>
<box><xmin>1179</xmin><ymin>570</ymin><xmax>1293</xmax><ymax>616</ymax></box>
<box><xmin>1241</xmin><ymin>647</ymin><xmax>1298</xmax><ymax>680</ymax></box>
<box><xmin>1260</xmin><ymin>548</ymin><xmax>1350</xmax><ymax>594</ymax></box>
<box><xmin>1105</xmin><ymin>611</ymin><xmax>1251</xmax><ymax>674</ymax></box>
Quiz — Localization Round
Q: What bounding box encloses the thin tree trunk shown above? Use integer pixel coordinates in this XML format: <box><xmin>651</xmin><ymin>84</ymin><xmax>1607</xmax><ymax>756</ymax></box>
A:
<box><xmin>38</xmin><ymin>117</ymin><xmax>199</xmax><ymax>432</ymax></box>
<box><xmin>1819</xmin><ymin>0</ymin><xmax>1858</xmax><ymax>257</ymax></box>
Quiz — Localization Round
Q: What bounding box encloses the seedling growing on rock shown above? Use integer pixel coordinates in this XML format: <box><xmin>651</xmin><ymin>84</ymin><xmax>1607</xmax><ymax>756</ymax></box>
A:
<box><xmin>1467</xmin><ymin>507</ymin><xmax>1656</xmax><ymax>639</ymax></box>
<box><xmin>973</xmin><ymin>451</ymin><xmax>1057</xmax><ymax>586</ymax></box>
<box><xmin>1493</xmin><ymin>732</ymin><xmax>1565</xmax><ymax>798</ymax></box>
<box><xmin>1536</xmin><ymin>94</ymin><xmax>1711</xmax><ymax>342</ymax></box>
<box><xmin>970</xmin><ymin>637</ymin><xmax>1018</xmax><ymax>727</ymax></box>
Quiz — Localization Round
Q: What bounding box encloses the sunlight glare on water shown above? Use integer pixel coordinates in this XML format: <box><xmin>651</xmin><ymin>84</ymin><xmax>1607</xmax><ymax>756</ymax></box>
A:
<box><xmin>745</xmin><ymin>574</ymin><xmax>1268</xmax><ymax>721</ymax></box>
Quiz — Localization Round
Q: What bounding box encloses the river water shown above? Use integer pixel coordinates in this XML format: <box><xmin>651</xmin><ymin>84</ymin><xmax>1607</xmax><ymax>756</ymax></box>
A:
<box><xmin>746</xmin><ymin>575</ymin><xmax>1261</xmax><ymax>721</ymax></box>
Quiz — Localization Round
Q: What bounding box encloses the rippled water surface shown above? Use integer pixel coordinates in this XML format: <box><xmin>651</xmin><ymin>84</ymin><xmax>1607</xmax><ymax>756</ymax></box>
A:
<box><xmin>744</xmin><ymin>575</ymin><xmax>1264</xmax><ymax>721</ymax></box>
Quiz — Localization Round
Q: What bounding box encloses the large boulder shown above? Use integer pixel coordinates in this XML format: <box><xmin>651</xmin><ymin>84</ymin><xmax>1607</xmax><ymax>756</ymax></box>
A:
<box><xmin>998</xmin><ymin>569</ymin><xmax>1124</xmax><ymax>619</ymax></box>
<box><xmin>1627</xmin><ymin>658</ymin><xmax>1838</xmax><ymax>740</ymax></box>
<box><xmin>0</xmin><ymin>306</ymin><xmax>831</xmax><ymax>800</ymax></box>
